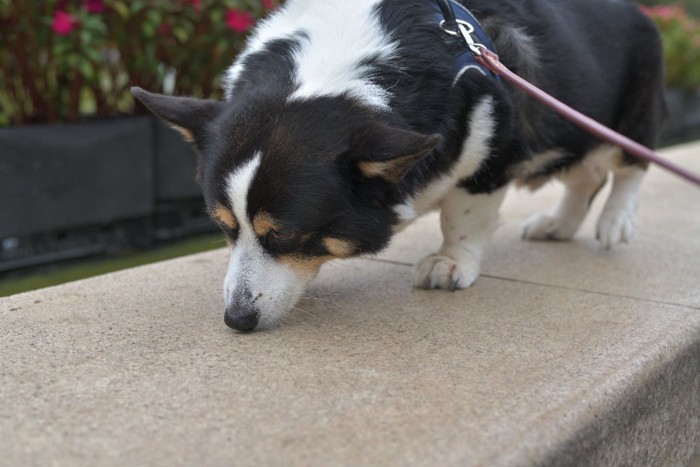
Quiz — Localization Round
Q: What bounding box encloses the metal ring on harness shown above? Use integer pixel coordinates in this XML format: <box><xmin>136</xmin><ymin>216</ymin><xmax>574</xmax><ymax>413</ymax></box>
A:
<box><xmin>439</xmin><ymin>19</ymin><xmax>486</xmax><ymax>56</ymax></box>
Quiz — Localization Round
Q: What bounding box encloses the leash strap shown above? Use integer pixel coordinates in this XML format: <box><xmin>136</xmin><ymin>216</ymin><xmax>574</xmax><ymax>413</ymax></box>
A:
<box><xmin>475</xmin><ymin>49</ymin><xmax>700</xmax><ymax>186</ymax></box>
<box><xmin>434</xmin><ymin>0</ymin><xmax>700</xmax><ymax>187</ymax></box>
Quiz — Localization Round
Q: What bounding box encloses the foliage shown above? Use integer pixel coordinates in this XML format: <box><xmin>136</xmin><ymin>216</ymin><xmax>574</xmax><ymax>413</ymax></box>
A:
<box><xmin>0</xmin><ymin>0</ymin><xmax>277</xmax><ymax>125</ymax></box>
<box><xmin>639</xmin><ymin>3</ymin><xmax>700</xmax><ymax>89</ymax></box>
<box><xmin>637</xmin><ymin>0</ymin><xmax>700</xmax><ymax>17</ymax></box>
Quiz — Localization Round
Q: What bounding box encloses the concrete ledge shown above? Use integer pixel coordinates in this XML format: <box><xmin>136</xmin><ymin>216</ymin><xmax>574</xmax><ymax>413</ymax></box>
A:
<box><xmin>2</xmin><ymin>143</ymin><xmax>700</xmax><ymax>466</ymax></box>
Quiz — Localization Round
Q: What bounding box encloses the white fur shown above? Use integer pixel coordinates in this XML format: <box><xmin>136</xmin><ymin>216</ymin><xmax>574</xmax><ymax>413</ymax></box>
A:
<box><xmin>521</xmin><ymin>145</ymin><xmax>615</xmax><ymax>241</ymax></box>
<box><xmin>511</xmin><ymin>148</ymin><xmax>567</xmax><ymax>184</ymax></box>
<box><xmin>390</xmin><ymin>95</ymin><xmax>503</xmax><ymax>291</ymax></box>
<box><xmin>223</xmin><ymin>154</ymin><xmax>312</xmax><ymax>328</ymax></box>
<box><xmin>393</xmin><ymin>202</ymin><xmax>418</xmax><ymax>230</ymax></box>
<box><xmin>452</xmin><ymin>65</ymin><xmax>487</xmax><ymax>87</ymax></box>
<box><xmin>223</xmin><ymin>0</ymin><xmax>397</xmax><ymax>109</ymax></box>
<box><xmin>223</xmin><ymin>0</ymin><xmax>315</xmax><ymax>98</ymax></box>
<box><xmin>596</xmin><ymin>164</ymin><xmax>645</xmax><ymax>250</ymax></box>
<box><xmin>415</xmin><ymin>186</ymin><xmax>507</xmax><ymax>289</ymax></box>
<box><xmin>227</xmin><ymin>154</ymin><xmax>262</xmax><ymax>240</ymax></box>
<box><xmin>288</xmin><ymin>0</ymin><xmax>397</xmax><ymax>109</ymax></box>
<box><xmin>401</xmin><ymin>96</ymin><xmax>496</xmax><ymax>220</ymax></box>
<box><xmin>521</xmin><ymin>144</ymin><xmax>645</xmax><ymax>249</ymax></box>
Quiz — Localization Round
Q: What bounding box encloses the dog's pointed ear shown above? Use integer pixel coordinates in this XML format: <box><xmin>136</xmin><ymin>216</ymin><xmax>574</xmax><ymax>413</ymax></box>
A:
<box><xmin>131</xmin><ymin>87</ymin><xmax>224</xmax><ymax>148</ymax></box>
<box><xmin>353</xmin><ymin>122</ymin><xmax>442</xmax><ymax>183</ymax></box>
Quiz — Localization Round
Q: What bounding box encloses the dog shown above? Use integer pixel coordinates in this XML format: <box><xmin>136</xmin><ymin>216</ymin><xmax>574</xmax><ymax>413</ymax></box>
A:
<box><xmin>132</xmin><ymin>0</ymin><xmax>666</xmax><ymax>332</ymax></box>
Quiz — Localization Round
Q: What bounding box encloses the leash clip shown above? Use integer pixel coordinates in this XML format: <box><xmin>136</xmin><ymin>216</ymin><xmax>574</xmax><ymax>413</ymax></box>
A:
<box><xmin>439</xmin><ymin>19</ymin><xmax>485</xmax><ymax>56</ymax></box>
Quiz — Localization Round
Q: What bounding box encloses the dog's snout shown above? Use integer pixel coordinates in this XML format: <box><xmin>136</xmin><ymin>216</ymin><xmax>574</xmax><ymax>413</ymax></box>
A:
<box><xmin>224</xmin><ymin>308</ymin><xmax>260</xmax><ymax>332</ymax></box>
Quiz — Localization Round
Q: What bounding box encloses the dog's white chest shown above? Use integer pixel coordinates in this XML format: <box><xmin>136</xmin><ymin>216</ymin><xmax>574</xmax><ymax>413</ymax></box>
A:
<box><xmin>394</xmin><ymin>96</ymin><xmax>497</xmax><ymax>227</ymax></box>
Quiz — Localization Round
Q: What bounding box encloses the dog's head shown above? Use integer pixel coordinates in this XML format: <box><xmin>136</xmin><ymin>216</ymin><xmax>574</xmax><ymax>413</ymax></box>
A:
<box><xmin>132</xmin><ymin>88</ymin><xmax>440</xmax><ymax>331</ymax></box>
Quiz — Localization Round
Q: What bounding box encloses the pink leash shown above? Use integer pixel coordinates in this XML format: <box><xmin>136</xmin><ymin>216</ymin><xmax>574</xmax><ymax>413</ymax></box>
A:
<box><xmin>473</xmin><ymin>48</ymin><xmax>700</xmax><ymax>187</ymax></box>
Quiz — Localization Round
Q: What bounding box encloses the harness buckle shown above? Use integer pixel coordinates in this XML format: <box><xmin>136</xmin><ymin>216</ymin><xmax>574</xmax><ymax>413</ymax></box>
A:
<box><xmin>439</xmin><ymin>19</ymin><xmax>485</xmax><ymax>56</ymax></box>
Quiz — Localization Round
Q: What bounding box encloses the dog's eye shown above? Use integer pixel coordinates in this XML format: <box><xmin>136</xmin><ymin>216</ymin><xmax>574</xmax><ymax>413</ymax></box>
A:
<box><xmin>270</xmin><ymin>229</ymin><xmax>297</xmax><ymax>242</ymax></box>
<box><xmin>264</xmin><ymin>228</ymin><xmax>301</xmax><ymax>254</ymax></box>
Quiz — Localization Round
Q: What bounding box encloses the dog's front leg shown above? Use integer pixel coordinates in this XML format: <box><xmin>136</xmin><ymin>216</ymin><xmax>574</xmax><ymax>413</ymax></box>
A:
<box><xmin>415</xmin><ymin>185</ymin><xmax>507</xmax><ymax>290</ymax></box>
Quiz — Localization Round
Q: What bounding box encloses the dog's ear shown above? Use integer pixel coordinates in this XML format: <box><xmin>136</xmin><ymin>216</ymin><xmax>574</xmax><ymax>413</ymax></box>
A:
<box><xmin>131</xmin><ymin>87</ymin><xmax>224</xmax><ymax>149</ymax></box>
<box><xmin>352</xmin><ymin>122</ymin><xmax>442</xmax><ymax>183</ymax></box>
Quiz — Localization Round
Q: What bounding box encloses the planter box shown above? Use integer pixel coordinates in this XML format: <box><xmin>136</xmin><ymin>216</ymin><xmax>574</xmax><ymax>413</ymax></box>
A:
<box><xmin>0</xmin><ymin>117</ymin><xmax>216</xmax><ymax>271</ymax></box>
<box><xmin>154</xmin><ymin>121</ymin><xmax>202</xmax><ymax>201</ymax></box>
<box><xmin>0</xmin><ymin>117</ymin><xmax>154</xmax><ymax>238</ymax></box>
<box><xmin>661</xmin><ymin>88</ymin><xmax>700</xmax><ymax>146</ymax></box>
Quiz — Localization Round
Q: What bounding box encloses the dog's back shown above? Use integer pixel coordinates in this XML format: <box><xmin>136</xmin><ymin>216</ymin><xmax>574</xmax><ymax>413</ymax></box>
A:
<box><xmin>469</xmin><ymin>0</ymin><xmax>667</xmax><ymax>180</ymax></box>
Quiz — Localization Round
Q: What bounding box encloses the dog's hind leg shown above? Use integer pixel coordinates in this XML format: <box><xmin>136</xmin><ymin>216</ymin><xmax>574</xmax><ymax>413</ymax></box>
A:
<box><xmin>522</xmin><ymin>145</ymin><xmax>614</xmax><ymax>242</ymax></box>
<box><xmin>594</xmin><ymin>28</ymin><xmax>665</xmax><ymax>250</ymax></box>
<box><xmin>595</xmin><ymin>162</ymin><xmax>646</xmax><ymax>250</ymax></box>
<box><xmin>415</xmin><ymin>186</ymin><xmax>507</xmax><ymax>290</ymax></box>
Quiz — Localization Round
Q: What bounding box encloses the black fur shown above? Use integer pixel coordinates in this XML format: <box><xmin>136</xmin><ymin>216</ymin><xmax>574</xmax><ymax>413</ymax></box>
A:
<box><xmin>133</xmin><ymin>0</ymin><xmax>666</xmax><ymax>262</ymax></box>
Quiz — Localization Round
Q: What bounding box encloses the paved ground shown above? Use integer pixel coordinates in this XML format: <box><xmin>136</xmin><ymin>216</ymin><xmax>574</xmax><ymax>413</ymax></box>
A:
<box><xmin>2</xmin><ymin>143</ymin><xmax>700</xmax><ymax>466</ymax></box>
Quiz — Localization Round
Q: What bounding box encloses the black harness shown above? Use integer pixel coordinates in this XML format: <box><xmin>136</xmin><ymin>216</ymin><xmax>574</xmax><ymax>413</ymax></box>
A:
<box><xmin>433</xmin><ymin>0</ymin><xmax>500</xmax><ymax>83</ymax></box>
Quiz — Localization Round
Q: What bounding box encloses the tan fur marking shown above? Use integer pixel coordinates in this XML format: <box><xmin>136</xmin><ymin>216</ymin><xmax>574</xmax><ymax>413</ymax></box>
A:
<box><xmin>212</xmin><ymin>203</ymin><xmax>237</xmax><ymax>230</ymax></box>
<box><xmin>253</xmin><ymin>211</ymin><xmax>279</xmax><ymax>236</ymax></box>
<box><xmin>278</xmin><ymin>254</ymin><xmax>332</xmax><ymax>278</ymax></box>
<box><xmin>323</xmin><ymin>238</ymin><xmax>355</xmax><ymax>258</ymax></box>
<box><xmin>171</xmin><ymin>125</ymin><xmax>195</xmax><ymax>143</ymax></box>
<box><xmin>358</xmin><ymin>160</ymin><xmax>402</xmax><ymax>183</ymax></box>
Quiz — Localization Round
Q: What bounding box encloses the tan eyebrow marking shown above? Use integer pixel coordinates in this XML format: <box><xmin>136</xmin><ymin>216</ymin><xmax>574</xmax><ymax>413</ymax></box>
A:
<box><xmin>211</xmin><ymin>203</ymin><xmax>237</xmax><ymax>230</ymax></box>
<box><xmin>323</xmin><ymin>238</ymin><xmax>356</xmax><ymax>258</ymax></box>
<box><xmin>252</xmin><ymin>211</ymin><xmax>279</xmax><ymax>236</ymax></box>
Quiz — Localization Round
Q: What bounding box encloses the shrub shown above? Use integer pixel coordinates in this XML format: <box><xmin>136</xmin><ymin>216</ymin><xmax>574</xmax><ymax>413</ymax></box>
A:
<box><xmin>640</xmin><ymin>4</ymin><xmax>700</xmax><ymax>89</ymax></box>
<box><xmin>0</xmin><ymin>0</ymin><xmax>277</xmax><ymax>126</ymax></box>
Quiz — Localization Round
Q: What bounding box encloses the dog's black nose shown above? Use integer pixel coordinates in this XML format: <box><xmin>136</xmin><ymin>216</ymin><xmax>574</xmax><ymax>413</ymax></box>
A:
<box><xmin>224</xmin><ymin>310</ymin><xmax>260</xmax><ymax>332</ymax></box>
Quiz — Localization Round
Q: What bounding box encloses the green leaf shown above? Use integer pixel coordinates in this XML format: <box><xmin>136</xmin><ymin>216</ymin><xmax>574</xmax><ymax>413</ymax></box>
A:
<box><xmin>210</xmin><ymin>9</ymin><xmax>223</xmax><ymax>24</ymax></box>
<box><xmin>84</xmin><ymin>47</ymin><xmax>102</xmax><ymax>63</ymax></box>
<box><xmin>80</xmin><ymin>30</ymin><xmax>93</xmax><ymax>46</ymax></box>
<box><xmin>113</xmin><ymin>1</ymin><xmax>130</xmax><ymax>19</ymax></box>
<box><xmin>173</xmin><ymin>27</ymin><xmax>189</xmax><ymax>42</ymax></box>
<box><xmin>142</xmin><ymin>22</ymin><xmax>156</xmax><ymax>38</ymax></box>
<box><xmin>78</xmin><ymin>59</ymin><xmax>94</xmax><ymax>80</ymax></box>
<box><xmin>146</xmin><ymin>10</ymin><xmax>162</xmax><ymax>25</ymax></box>
<box><xmin>130</xmin><ymin>1</ymin><xmax>145</xmax><ymax>14</ymax></box>
<box><xmin>53</xmin><ymin>41</ymin><xmax>73</xmax><ymax>57</ymax></box>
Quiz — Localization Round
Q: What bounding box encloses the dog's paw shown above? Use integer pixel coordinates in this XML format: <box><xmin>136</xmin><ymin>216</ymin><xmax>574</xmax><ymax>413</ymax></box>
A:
<box><xmin>414</xmin><ymin>253</ymin><xmax>480</xmax><ymax>291</ymax></box>
<box><xmin>596</xmin><ymin>208</ymin><xmax>636</xmax><ymax>250</ymax></box>
<box><xmin>521</xmin><ymin>213</ymin><xmax>579</xmax><ymax>241</ymax></box>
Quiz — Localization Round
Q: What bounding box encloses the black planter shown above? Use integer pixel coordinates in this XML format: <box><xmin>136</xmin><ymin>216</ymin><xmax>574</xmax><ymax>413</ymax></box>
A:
<box><xmin>0</xmin><ymin>117</ymin><xmax>214</xmax><ymax>271</ymax></box>
<box><xmin>154</xmin><ymin>120</ymin><xmax>201</xmax><ymax>201</ymax></box>
<box><xmin>0</xmin><ymin>117</ymin><xmax>154</xmax><ymax>238</ymax></box>
<box><xmin>661</xmin><ymin>88</ymin><xmax>700</xmax><ymax>146</ymax></box>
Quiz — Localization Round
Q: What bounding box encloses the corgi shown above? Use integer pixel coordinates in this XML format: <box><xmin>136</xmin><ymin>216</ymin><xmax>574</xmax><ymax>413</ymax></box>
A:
<box><xmin>133</xmin><ymin>0</ymin><xmax>666</xmax><ymax>331</ymax></box>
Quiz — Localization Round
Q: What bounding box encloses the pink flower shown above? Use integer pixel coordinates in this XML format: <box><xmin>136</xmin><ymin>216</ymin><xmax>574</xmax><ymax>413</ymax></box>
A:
<box><xmin>641</xmin><ymin>4</ymin><xmax>687</xmax><ymax>21</ymax></box>
<box><xmin>159</xmin><ymin>22</ymin><xmax>172</xmax><ymax>36</ymax></box>
<box><xmin>52</xmin><ymin>11</ymin><xmax>78</xmax><ymax>36</ymax></box>
<box><xmin>262</xmin><ymin>0</ymin><xmax>276</xmax><ymax>10</ymax></box>
<box><xmin>226</xmin><ymin>9</ymin><xmax>254</xmax><ymax>33</ymax></box>
<box><xmin>85</xmin><ymin>0</ymin><xmax>105</xmax><ymax>14</ymax></box>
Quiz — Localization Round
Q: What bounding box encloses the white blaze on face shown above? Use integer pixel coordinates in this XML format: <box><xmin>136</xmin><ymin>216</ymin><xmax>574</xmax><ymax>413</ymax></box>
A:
<box><xmin>223</xmin><ymin>152</ymin><xmax>312</xmax><ymax>328</ymax></box>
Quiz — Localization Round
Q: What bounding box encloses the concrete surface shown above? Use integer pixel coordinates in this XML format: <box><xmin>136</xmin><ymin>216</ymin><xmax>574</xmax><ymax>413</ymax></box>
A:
<box><xmin>2</xmin><ymin>142</ymin><xmax>700</xmax><ymax>466</ymax></box>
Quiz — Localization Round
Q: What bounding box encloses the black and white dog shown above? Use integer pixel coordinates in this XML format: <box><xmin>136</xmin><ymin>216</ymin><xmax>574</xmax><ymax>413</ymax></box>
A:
<box><xmin>133</xmin><ymin>0</ymin><xmax>666</xmax><ymax>332</ymax></box>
